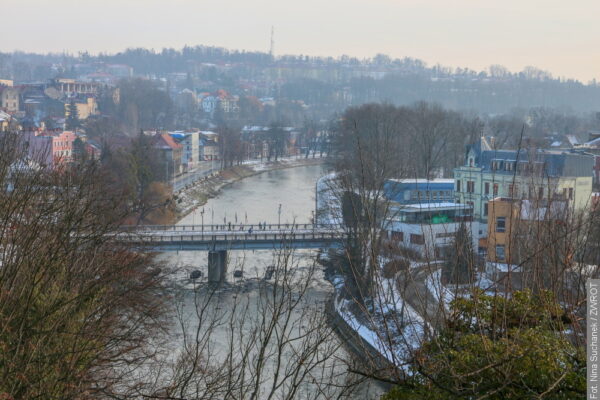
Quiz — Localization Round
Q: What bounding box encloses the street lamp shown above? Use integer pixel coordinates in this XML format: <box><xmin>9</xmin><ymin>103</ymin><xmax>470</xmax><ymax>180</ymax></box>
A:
<box><xmin>201</xmin><ymin>208</ymin><xmax>205</xmax><ymax>232</ymax></box>
<box><xmin>278</xmin><ymin>203</ymin><xmax>282</xmax><ymax>226</ymax></box>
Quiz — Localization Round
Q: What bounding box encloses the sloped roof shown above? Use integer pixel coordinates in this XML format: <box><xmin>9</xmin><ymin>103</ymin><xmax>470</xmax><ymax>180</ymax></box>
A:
<box><xmin>154</xmin><ymin>133</ymin><xmax>182</xmax><ymax>150</ymax></box>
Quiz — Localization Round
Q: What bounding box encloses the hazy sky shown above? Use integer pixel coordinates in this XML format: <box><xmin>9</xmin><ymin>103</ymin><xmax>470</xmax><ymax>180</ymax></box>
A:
<box><xmin>3</xmin><ymin>0</ymin><xmax>599</xmax><ymax>81</ymax></box>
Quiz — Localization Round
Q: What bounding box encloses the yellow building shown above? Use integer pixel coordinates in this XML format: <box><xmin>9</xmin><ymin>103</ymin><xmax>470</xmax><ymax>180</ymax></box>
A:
<box><xmin>64</xmin><ymin>97</ymin><xmax>98</xmax><ymax>120</ymax></box>
<box><xmin>486</xmin><ymin>197</ymin><xmax>571</xmax><ymax>265</ymax></box>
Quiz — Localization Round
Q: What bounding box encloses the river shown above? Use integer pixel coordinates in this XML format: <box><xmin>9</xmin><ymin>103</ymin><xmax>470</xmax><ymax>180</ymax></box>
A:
<box><xmin>157</xmin><ymin>165</ymin><xmax>384</xmax><ymax>399</ymax></box>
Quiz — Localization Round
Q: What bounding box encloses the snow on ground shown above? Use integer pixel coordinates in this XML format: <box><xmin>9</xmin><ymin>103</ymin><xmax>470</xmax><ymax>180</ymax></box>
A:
<box><xmin>425</xmin><ymin>267</ymin><xmax>503</xmax><ymax>309</ymax></box>
<box><xmin>334</xmin><ymin>275</ymin><xmax>425</xmax><ymax>371</ymax></box>
<box><xmin>425</xmin><ymin>269</ymin><xmax>455</xmax><ymax>309</ymax></box>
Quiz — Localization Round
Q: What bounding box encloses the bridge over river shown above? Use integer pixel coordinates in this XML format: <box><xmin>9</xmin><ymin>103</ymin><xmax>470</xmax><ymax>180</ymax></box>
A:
<box><xmin>118</xmin><ymin>223</ymin><xmax>346</xmax><ymax>282</ymax></box>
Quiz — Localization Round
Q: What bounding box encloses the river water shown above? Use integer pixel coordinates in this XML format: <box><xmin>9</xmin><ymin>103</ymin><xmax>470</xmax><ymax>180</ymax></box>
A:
<box><xmin>157</xmin><ymin>165</ymin><xmax>384</xmax><ymax>399</ymax></box>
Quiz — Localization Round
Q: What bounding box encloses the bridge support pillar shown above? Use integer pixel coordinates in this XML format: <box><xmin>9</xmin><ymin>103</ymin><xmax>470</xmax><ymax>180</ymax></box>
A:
<box><xmin>208</xmin><ymin>250</ymin><xmax>228</xmax><ymax>284</ymax></box>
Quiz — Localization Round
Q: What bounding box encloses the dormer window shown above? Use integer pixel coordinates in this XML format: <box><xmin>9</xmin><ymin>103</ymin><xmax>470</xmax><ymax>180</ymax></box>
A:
<box><xmin>468</xmin><ymin>157</ymin><xmax>474</xmax><ymax>167</ymax></box>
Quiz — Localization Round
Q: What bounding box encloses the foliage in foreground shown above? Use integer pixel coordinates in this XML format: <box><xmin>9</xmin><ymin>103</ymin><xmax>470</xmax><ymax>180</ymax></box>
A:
<box><xmin>383</xmin><ymin>290</ymin><xmax>585</xmax><ymax>399</ymax></box>
<box><xmin>0</xmin><ymin>133</ymin><xmax>168</xmax><ymax>399</ymax></box>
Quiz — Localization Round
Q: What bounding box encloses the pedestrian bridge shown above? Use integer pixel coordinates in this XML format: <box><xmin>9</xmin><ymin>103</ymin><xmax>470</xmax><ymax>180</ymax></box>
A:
<box><xmin>117</xmin><ymin>223</ymin><xmax>346</xmax><ymax>252</ymax></box>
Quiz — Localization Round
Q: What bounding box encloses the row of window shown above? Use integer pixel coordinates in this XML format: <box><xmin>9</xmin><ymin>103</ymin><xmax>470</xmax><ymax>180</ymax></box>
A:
<box><xmin>409</xmin><ymin>190</ymin><xmax>452</xmax><ymax>201</ymax></box>
<box><xmin>490</xmin><ymin>159</ymin><xmax>546</xmax><ymax>174</ymax></box>
<box><xmin>390</xmin><ymin>231</ymin><xmax>425</xmax><ymax>245</ymax></box>
<box><xmin>456</xmin><ymin>180</ymin><xmax>477</xmax><ymax>193</ymax></box>
<box><xmin>457</xmin><ymin>180</ymin><xmax>574</xmax><ymax>201</ymax></box>
<box><xmin>390</xmin><ymin>231</ymin><xmax>456</xmax><ymax>244</ymax></box>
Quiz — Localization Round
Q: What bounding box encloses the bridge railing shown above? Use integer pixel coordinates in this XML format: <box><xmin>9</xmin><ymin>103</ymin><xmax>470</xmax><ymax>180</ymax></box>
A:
<box><xmin>121</xmin><ymin>231</ymin><xmax>345</xmax><ymax>243</ymax></box>
<box><xmin>119</xmin><ymin>223</ymin><xmax>345</xmax><ymax>233</ymax></box>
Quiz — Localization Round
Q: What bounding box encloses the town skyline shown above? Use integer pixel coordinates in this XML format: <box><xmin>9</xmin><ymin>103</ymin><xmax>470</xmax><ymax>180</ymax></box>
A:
<box><xmin>2</xmin><ymin>0</ymin><xmax>600</xmax><ymax>83</ymax></box>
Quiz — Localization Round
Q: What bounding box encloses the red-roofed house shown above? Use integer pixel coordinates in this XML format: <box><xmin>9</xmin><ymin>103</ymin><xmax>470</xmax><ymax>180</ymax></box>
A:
<box><xmin>153</xmin><ymin>132</ymin><xmax>182</xmax><ymax>181</ymax></box>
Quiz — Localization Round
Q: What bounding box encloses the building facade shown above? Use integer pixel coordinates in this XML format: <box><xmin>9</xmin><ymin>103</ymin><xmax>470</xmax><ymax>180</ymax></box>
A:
<box><xmin>52</xmin><ymin>131</ymin><xmax>78</xmax><ymax>165</ymax></box>
<box><xmin>384</xmin><ymin>179</ymin><xmax>455</xmax><ymax>205</ymax></box>
<box><xmin>385</xmin><ymin>203</ymin><xmax>478</xmax><ymax>259</ymax></box>
<box><xmin>180</xmin><ymin>131</ymin><xmax>200</xmax><ymax>170</ymax></box>
<box><xmin>0</xmin><ymin>86</ymin><xmax>20</xmax><ymax>113</ymax></box>
<box><xmin>153</xmin><ymin>133</ymin><xmax>183</xmax><ymax>181</ymax></box>
<box><xmin>454</xmin><ymin>137</ymin><xmax>594</xmax><ymax>237</ymax></box>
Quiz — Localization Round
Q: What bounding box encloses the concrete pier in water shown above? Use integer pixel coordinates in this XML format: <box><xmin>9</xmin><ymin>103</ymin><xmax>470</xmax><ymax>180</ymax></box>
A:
<box><xmin>208</xmin><ymin>250</ymin><xmax>228</xmax><ymax>283</ymax></box>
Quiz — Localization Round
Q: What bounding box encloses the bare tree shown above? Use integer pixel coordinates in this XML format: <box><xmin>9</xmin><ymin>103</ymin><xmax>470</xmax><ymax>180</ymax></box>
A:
<box><xmin>0</xmin><ymin>132</ymin><xmax>169</xmax><ymax>398</ymax></box>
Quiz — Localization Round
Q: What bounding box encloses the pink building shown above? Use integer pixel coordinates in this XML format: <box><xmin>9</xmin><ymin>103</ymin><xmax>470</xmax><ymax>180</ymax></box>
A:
<box><xmin>52</xmin><ymin>131</ymin><xmax>78</xmax><ymax>165</ymax></box>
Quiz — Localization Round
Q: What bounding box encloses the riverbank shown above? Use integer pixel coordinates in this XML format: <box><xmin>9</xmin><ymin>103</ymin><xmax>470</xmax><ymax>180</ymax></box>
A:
<box><xmin>174</xmin><ymin>156</ymin><xmax>327</xmax><ymax>223</ymax></box>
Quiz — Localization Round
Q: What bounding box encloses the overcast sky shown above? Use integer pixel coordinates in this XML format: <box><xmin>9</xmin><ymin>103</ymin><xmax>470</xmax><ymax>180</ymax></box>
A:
<box><xmin>2</xmin><ymin>0</ymin><xmax>599</xmax><ymax>82</ymax></box>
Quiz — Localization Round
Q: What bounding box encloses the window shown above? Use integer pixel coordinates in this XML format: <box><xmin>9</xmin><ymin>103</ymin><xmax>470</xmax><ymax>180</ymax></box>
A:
<box><xmin>436</xmin><ymin>232</ymin><xmax>455</xmax><ymax>238</ymax></box>
<box><xmin>410</xmin><ymin>234</ymin><xmax>425</xmax><ymax>245</ymax></box>
<box><xmin>538</xmin><ymin>187</ymin><xmax>544</xmax><ymax>199</ymax></box>
<box><xmin>391</xmin><ymin>231</ymin><xmax>404</xmax><ymax>241</ymax></box>
<box><xmin>493</xmin><ymin>183</ymin><xmax>499</xmax><ymax>196</ymax></box>
<box><xmin>568</xmin><ymin>188</ymin><xmax>574</xmax><ymax>200</ymax></box>
<box><xmin>456</xmin><ymin>180</ymin><xmax>461</xmax><ymax>192</ymax></box>
<box><xmin>505</xmin><ymin>161</ymin><xmax>515</xmax><ymax>172</ymax></box>
<box><xmin>496</xmin><ymin>245</ymin><xmax>506</xmax><ymax>261</ymax></box>
<box><xmin>508</xmin><ymin>184</ymin><xmax>518</xmax><ymax>197</ymax></box>
<box><xmin>496</xmin><ymin>216</ymin><xmax>506</xmax><ymax>233</ymax></box>
<box><xmin>483</xmin><ymin>202</ymin><xmax>488</xmax><ymax>216</ymax></box>
<box><xmin>467</xmin><ymin>181</ymin><xmax>475</xmax><ymax>193</ymax></box>
<box><xmin>484</xmin><ymin>182</ymin><xmax>490</xmax><ymax>195</ymax></box>
<box><xmin>469</xmin><ymin>157</ymin><xmax>474</xmax><ymax>167</ymax></box>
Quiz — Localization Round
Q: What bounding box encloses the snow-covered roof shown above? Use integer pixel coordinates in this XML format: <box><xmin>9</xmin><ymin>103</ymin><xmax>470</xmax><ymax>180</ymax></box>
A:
<box><xmin>584</xmin><ymin>137</ymin><xmax>600</xmax><ymax>147</ymax></box>
<box><xmin>567</xmin><ymin>134</ymin><xmax>580</xmax><ymax>146</ymax></box>
<box><xmin>402</xmin><ymin>202</ymin><xmax>470</xmax><ymax>211</ymax></box>
<box><xmin>387</xmin><ymin>178</ymin><xmax>454</xmax><ymax>184</ymax></box>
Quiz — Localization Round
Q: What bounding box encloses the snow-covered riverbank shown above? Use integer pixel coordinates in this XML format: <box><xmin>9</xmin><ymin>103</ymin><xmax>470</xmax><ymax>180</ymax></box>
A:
<box><xmin>174</xmin><ymin>156</ymin><xmax>327</xmax><ymax>223</ymax></box>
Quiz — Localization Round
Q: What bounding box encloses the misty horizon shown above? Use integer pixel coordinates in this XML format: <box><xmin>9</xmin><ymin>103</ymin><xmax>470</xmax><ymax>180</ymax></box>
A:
<box><xmin>4</xmin><ymin>43</ymin><xmax>594</xmax><ymax>85</ymax></box>
<box><xmin>3</xmin><ymin>0</ymin><xmax>600</xmax><ymax>83</ymax></box>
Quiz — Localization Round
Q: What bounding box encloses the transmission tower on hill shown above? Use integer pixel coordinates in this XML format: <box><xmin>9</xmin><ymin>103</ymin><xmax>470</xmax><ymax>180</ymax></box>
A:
<box><xmin>269</xmin><ymin>26</ymin><xmax>275</xmax><ymax>58</ymax></box>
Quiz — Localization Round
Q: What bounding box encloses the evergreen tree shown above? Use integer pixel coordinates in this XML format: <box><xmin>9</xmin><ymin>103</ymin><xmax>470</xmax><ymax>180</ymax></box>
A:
<box><xmin>72</xmin><ymin>137</ymin><xmax>87</xmax><ymax>163</ymax></box>
<box><xmin>442</xmin><ymin>222</ymin><xmax>475</xmax><ymax>284</ymax></box>
<box><xmin>65</xmin><ymin>101</ymin><xmax>80</xmax><ymax>130</ymax></box>
<box><xmin>383</xmin><ymin>290</ymin><xmax>585</xmax><ymax>399</ymax></box>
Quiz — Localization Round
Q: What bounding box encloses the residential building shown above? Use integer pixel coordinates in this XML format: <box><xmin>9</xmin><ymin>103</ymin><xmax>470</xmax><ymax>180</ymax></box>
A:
<box><xmin>52</xmin><ymin>131</ymin><xmax>78</xmax><ymax>165</ymax></box>
<box><xmin>201</xmin><ymin>138</ymin><xmax>219</xmax><ymax>161</ymax></box>
<box><xmin>153</xmin><ymin>133</ymin><xmax>183</xmax><ymax>181</ymax></box>
<box><xmin>485</xmin><ymin>197</ymin><xmax>572</xmax><ymax>285</ymax></box>
<box><xmin>0</xmin><ymin>110</ymin><xmax>12</xmax><ymax>131</ymax></box>
<box><xmin>64</xmin><ymin>96</ymin><xmax>99</xmax><ymax>120</ymax></box>
<box><xmin>0</xmin><ymin>86</ymin><xmax>20</xmax><ymax>113</ymax></box>
<box><xmin>170</xmin><ymin>130</ymin><xmax>199</xmax><ymax>171</ymax></box>
<box><xmin>200</xmin><ymin>95</ymin><xmax>218</xmax><ymax>114</ymax></box>
<box><xmin>21</xmin><ymin>132</ymin><xmax>53</xmax><ymax>167</ymax></box>
<box><xmin>454</xmin><ymin>137</ymin><xmax>594</xmax><ymax>237</ymax></box>
<box><xmin>576</xmin><ymin>132</ymin><xmax>600</xmax><ymax>186</ymax></box>
<box><xmin>384</xmin><ymin>179</ymin><xmax>455</xmax><ymax>205</ymax></box>
<box><xmin>385</xmin><ymin>202</ymin><xmax>478</xmax><ymax>259</ymax></box>
<box><xmin>54</xmin><ymin>78</ymin><xmax>106</xmax><ymax>95</ymax></box>
<box><xmin>199</xmin><ymin>91</ymin><xmax>239</xmax><ymax>115</ymax></box>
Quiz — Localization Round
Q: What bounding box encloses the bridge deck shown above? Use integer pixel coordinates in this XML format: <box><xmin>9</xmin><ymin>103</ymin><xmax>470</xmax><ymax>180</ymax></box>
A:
<box><xmin>118</xmin><ymin>224</ymin><xmax>346</xmax><ymax>251</ymax></box>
